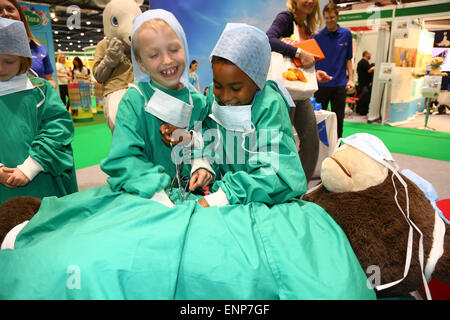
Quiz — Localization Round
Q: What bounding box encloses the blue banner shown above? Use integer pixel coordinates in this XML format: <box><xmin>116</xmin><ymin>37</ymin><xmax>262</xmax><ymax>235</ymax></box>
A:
<box><xmin>19</xmin><ymin>2</ymin><xmax>57</xmax><ymax>85</ymax></box>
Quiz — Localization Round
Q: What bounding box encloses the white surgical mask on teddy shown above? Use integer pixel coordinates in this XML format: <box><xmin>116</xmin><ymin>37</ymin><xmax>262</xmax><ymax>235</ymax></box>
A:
<box><xmin>341</xmin><ymin>133</ymin><xmax>431</xmax><ymax>300</ymax></box>
<box><xmin>0</xmin><ymin>73</ymin><xmax>34</xmax><ymax>97</ymax></box>
<box><xmin>145</xmin><ymin>82</ymin><xmax>193</xmax><ymax>129</ymax></box>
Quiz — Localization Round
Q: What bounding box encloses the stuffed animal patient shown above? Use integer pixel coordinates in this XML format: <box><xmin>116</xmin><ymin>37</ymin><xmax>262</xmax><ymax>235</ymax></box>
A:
<box><xmin>304</xmin><ymin>133</ymin><xmax>449</xmax><ymax>299</ymax></box>
<box><xmin>0</xmin><ymin>197</ymin><xmax>41</xmax><ymax>247</ymax></box>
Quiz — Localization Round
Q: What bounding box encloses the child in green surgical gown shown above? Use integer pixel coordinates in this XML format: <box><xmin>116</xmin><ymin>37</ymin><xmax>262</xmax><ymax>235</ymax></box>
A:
<box><xmin>163</xmin><ymin>23</ymin><xmax>307</xmax><ymax>207</ymax></box>
<box><xmin>100</xmin><ymin>9</ymin><xmax>212</xmax><ymax>205</ymax></box>
<box><xmin>0</xmin><ymin>18</ymin><xmax>78</xmax><ymax>205</ymax></box>
<box><xmin>0</xmin><ymin>20</ymin><xmax>375</xmax><ymax>301</ymax></box>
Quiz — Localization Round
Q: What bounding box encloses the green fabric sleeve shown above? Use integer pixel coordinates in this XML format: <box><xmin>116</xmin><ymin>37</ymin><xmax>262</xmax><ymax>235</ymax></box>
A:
<box><xmin>29</xmin><ymin>80</ymin><xmax>76</xmax><ymax>176</ymax></box>
<box><xmin>100</xmin><ymin>88</ymin><xmax>170</xmax><ymax>198</ymax></box>
<box><xmin>212</xmin><ymin>82</ymin><xmax>307</xmax><ymax>205</ymax></box>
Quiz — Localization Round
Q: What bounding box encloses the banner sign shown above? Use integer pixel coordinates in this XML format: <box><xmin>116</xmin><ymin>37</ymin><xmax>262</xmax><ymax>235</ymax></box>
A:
<box><xmin>19</xmin><ymin>2</ymin><xmax>57</xmax><ymax>84</ymax></box>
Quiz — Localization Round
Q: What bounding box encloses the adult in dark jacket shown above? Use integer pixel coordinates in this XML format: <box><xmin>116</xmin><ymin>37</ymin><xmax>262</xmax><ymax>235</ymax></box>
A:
<box><xmin>356</xmin><ymin>51</ymin><xmax>375</xmax><ymax>115</ymax></box>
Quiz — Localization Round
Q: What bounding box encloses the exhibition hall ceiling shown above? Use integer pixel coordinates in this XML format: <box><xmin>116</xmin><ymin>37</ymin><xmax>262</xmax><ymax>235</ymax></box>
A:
<box><xmin>22</xmin><ymin>0</ymin><xmax>149</xmax><ymax>52</ymax></box>
<box><xmin>20</xmin><ymin>0</ymin><xmax>450</xmax><ymax>53</ymax></box>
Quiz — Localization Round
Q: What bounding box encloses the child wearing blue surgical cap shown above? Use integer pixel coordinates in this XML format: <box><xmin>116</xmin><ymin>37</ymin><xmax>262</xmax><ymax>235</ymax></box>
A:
<box><xmin>0</xmin><ymin>17</ymin><xmax>78</xmax><ymax>205</ymax></box>
<box><xmin>100</xmin><ymin>9</ymin><xmax>212</xmax><ymax>205</ymax></box>
<box><xmin>190</xmin><ymin>23</ymin><xmax>307</xmax><ymax>207</ymax></box>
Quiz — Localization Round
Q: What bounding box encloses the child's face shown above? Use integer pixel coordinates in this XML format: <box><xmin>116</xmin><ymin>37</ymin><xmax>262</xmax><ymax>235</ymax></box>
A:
<box><xmin>136</xmin><ymin>25</ymin><xmax>186</xmax><ymax>90</ymax></box>
<box><xmin>212</xmin><ymin>61</ymin><xmax>259</xmax><ymax>106</ymax></box>
<box><xmin>0</xmin><ymin>54</ymin><xmax>21</xmax><ymax>81</ymax></box>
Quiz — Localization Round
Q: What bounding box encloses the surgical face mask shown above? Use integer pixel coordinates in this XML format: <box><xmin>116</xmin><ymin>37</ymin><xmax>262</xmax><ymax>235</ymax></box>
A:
<box><xmin>209</xmin><ymin>97</ymin><xmax>278</xmax><ymax>170</ymax></box>
<box><xmin>145</xmin><ymin>82</ymin><xmax>193</xmax><ymax>129</ymax></box>
<box><xmin>0</xmin><ymin>73</ymin><xmax>34</xmax><ymax>97</ymax></box>
<box><xmin>209</xmin><ymin>98</ymin><xmax>253</xmax><ymax>133</ymax></box>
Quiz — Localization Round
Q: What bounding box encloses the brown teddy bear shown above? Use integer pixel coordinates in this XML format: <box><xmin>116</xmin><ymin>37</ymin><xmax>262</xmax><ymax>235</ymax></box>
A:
<box><xmin>0</xmin><ymin>197</ymin><xmax>41</xmax><ymax>246</ymax></box>
<box><xmin>304</xmin><ymin>133</ymin><xmax>449</xmax><ymax>299</ymax></box>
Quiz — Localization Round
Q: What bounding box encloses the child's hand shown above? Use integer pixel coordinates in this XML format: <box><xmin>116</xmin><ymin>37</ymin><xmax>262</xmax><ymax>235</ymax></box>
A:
<box><xmin>160</xmin><ymin>123</ymin><xmax>192</xmax><ymax>146</ymax></box>
<box><xmin>189</xmin><ymin>169</ymin><xmax>213</xmax><ymax>191</ymax></box>
<box><xmin>3</xmin><ymin>167</ymin><xmax>30</xmax><ymax>188</ymax></box>
<box><xmin>197</xmin><ymin>198</ymin><xmax>210</xmax><ymax>208</ymax></box>
<box><xmin>0</xmin><ymin>167</ymin><xmax>10</xmax><ymax>186</ymax></box>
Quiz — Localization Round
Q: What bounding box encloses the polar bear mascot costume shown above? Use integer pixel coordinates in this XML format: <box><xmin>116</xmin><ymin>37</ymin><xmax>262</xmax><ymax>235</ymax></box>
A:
<box><xmin>92</xmin><ymin>0</ymin><xmax>143</xmax><ymax>133</ymax></box>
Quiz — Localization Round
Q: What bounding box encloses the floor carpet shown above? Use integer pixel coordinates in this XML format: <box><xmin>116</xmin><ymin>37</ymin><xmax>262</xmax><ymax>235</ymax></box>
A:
<box><xmin>72</xmin><ymin>122</ymin><xmax>112</xmax><ymax>170</ymax></box>
<box><xmin>342</xmin><ymin>121</ymin><xmax>450</xmax><ymax>162</ymax></box>
<box><xmin>71</xmin><ymin>117</ymin><xmax>450</xmax><ymax>171</ymax></box>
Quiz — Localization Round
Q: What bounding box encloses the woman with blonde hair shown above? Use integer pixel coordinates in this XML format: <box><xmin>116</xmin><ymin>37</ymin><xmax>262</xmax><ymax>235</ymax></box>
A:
<box><xmin>0</xmin><ymin>0</ymin><xmax>57</xmax><ymax>88</ymax></box>
<box><xmin>266</xmin><ymin>0</ymin><xmax>331</xmax><ymax>183</ymax></box>
<box><xmin>56</xmin><ymin>54</ymin><xmax>71</xmax><ymax>110</ymax></box>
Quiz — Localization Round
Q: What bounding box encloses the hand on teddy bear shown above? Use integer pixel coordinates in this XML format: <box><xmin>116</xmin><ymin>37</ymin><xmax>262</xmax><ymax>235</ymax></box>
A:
<box><xmin>189</xmin><ymin>169</ymin><xmax>213</xmax><ymax>193</ymax></box>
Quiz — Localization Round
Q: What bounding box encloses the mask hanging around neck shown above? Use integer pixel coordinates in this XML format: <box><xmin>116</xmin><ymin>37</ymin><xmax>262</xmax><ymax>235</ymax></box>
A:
<box><xmin>0</xmin><ymin>73</ymin><xmax>34</xmax><ymax>97</ymax></box>
<box><xmin>145</xmin><ymin>83</ymin><xmax>193</xmax><ymax>129</ymax></box>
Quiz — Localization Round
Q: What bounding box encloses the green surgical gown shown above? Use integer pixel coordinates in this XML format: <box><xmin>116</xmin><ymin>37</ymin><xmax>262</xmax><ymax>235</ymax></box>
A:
<box><xmin>0</xmin><ymin>77</ymin><xmax>78</xmax><ymax>205</ymax></box>
<box><xmin>201</xmin><ymin>80</ymin><xmax>306</xmax><ymax>205</ymax></box>
<box><xmin>100</xmin><ymin>81</ymin><xmax>207</xmax><ymax>198</ymax></box>
<box><xmin>0</xmin><ymin>185</ymin><xmax>375</xmax><ymax>300</ymax></box>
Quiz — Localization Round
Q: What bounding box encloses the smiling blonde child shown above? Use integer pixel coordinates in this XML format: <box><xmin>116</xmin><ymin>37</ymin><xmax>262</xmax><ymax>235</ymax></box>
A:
<box><xmin>100</xmin><ymin>9</ymin><xmax>212</xmax><ymax>205</ymax></box>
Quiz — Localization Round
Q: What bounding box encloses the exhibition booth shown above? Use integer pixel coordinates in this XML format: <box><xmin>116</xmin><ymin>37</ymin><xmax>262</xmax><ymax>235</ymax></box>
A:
<box><xmin>339</xmin><ymin>0</ymin><xmax>450</xmax><ymax>128</ymax></box>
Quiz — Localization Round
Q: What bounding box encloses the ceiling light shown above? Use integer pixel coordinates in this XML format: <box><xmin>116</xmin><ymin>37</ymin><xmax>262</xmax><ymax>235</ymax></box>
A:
<box><xmin>50</xmin><ymin>11</ymin><xmax>55</xmax><ymax>19</ymax></box>
<box><xmin>80</xmin><ymin>33</ymin><xmax>84</xmax><ymax>36</ymax></box>
<box><xmin>86</xmin><ymin>21</ymin><xmax>91</xmax><ymax>25</ymax></box>
<box><xmin>78</xmin><ymin>40</ymin><xmax>81</xmax><ymax>43</ymax></box>
<box><xmin>67</xmin><ymin>36</ymin><xmax>71</xmax><ymax>39</ymax></box>
<box><xmin>65</xmin><ymin>47</ymin><xmax>68</xmax><ymax>50</ymax></box>
<box><xmin>89</xmin><ymin>40</ymin><xmax>93</xmax><ymax>42</ymax></box>
<box><xmin>55</xmin><ymin>39</ymin><xmax>59</xmax><ymax>42</ymax></box>
<box><xmin>69</xmin><ymin>42</ymin><xmax>73</xmax><ymax>45</ymax></box>
<box><xmin>58</xmin><ymin>44</ymin><xmax>61</xmax><ymax>47</ymax></box>
<box><xmin>97</xmin><ymin>29</ymin><xmax>101</xmax><ymax>32</ymax></box>
<box><xmin>53</xmin><ymin>18</ymin><xmax>58</xmax><ymax>22</ymax></box>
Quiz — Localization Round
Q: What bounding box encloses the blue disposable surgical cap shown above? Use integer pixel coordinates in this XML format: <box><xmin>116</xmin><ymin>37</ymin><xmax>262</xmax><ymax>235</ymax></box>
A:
<box><xmin>210</xmin><ymin>23</ymin><xmax>271</xmax><ymax>90</ymax></box>
<box><xmin>0</xmin><ymin>18</ymin><xmax>32</xmax><ymax>58</ymax></box>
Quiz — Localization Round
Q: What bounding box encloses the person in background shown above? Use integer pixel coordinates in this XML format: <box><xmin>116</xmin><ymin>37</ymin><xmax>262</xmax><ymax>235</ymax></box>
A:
<box><xmin>266</xmin><ymin>0</ymin><xmax>331</xmax><ymax>182</ymax></box>
<box><xmin>55</xmin><ymin>54</ymin><xmax>71</xmax><ymax>110</ymax></box>
<box><xmin>0</xmin><ymin>18</ymin><xmax>78</xmax><ymax>205</ymax></box>
<box><xmin>72</xmin><ymin>56</ymin><xmax>90</xmax><ymax>82</ymax></box>
<box><xmin>313</xmin><ymin>1</ymin><xmax>354</xmax><ymax>139</ymax></box>
<box><xmin>189</xmin><ymin>59</ymin><xmax>200</xmax><ymax>92</ymax></box>
<box><xmin>355</xmin><ymin>50</ymin><xmax>375</xmax><ymax>116</ymax></box>
<box><xmin>0</xmin><ymin>0</ymin><xmax>56</xmax><ymax>88</ymax></box>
